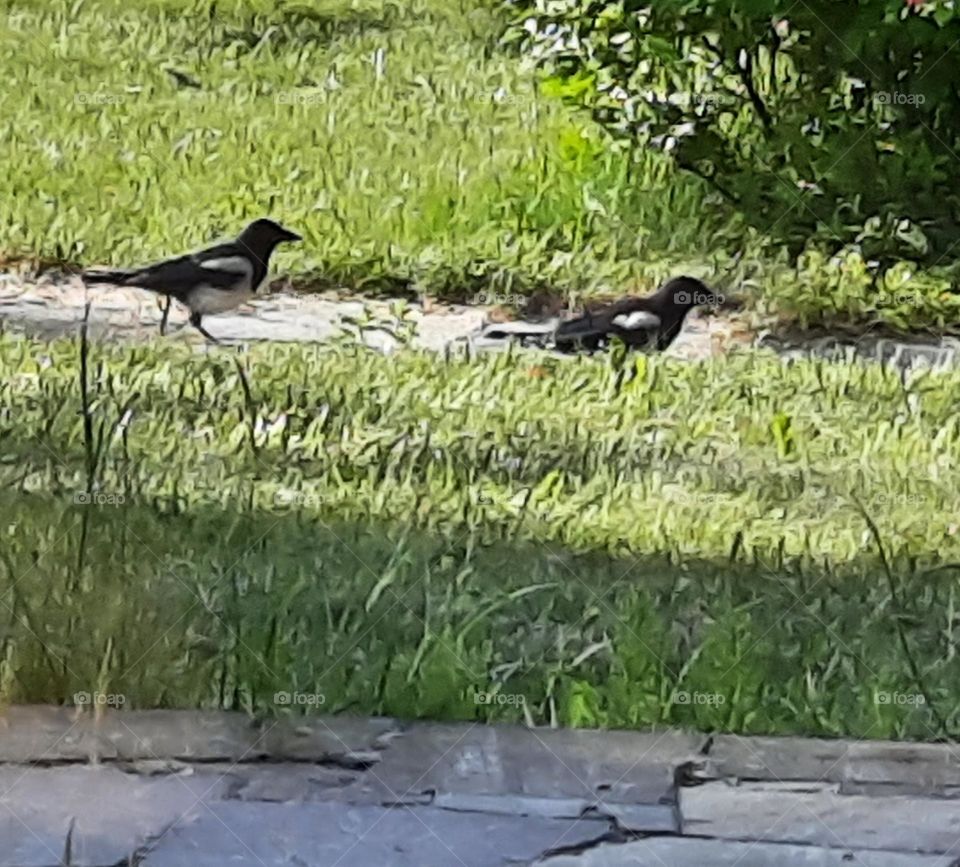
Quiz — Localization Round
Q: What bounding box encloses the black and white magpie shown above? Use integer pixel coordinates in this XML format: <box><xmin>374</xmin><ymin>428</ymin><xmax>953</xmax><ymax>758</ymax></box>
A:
<box><xmin>476</xmin><ymin>276</ymin><xmax>730</xmax><ymax>353</ymax></box>
<box><xmin>82</xmin><ymin>218</ymin><xmax>301</xmax><ymax>342</ymax></box>
<box><xmin>554</xmin><ymin>276</ymin><xmax>726</xmax><ymax>352</ymax></box>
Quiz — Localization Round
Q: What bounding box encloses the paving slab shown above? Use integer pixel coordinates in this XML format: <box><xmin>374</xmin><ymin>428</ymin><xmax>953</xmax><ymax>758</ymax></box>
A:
<box><xmin>701</xmin><ymin>734</ymin><xmax>960</xmax><ymax>796</ymax></box>
<box><xmin>341</xmin><ymin>723</ymin><xmax>699</xmax><ymax>831</ymax></box>
<box><xmin>3</xmin><ymin>710</ymin><xmax>960</xmax><ymax>865</ymax></box>
<box><xmin>142</xmin><ymin>801</ymin><xmax>607</xmax><ymax>867</ymax></box>
<box><xmin>840</xmin><ymin>782</ymin><xmax>960</xmax><ymax>798</ymax></box>
<box><xmin>681</xmin><ymin>780</ymin><xmax>960</xmax><ymax>855</ymax></box>
<box><xmin>0</xmin><ymin>765</ymin><xmax>229</xmax><ymax>867</ymax></box>
<box><xmin>207</xmin><ymin>762</ymin><xmax>367</xmax><ymax>803</ymax></box>
<box><xmin>258</xmin><ymin>714</ymin><xmax>400</xmax><ymax>765</ymax></box>
<box><xmin>0</xmin><ymin>706</ymin><xmax>398</xmax><ymax>765</ymax></box>
<box><xmin>759</xmin><ymin>332</ymin><xmax>960</xmax><ymax>372</ymax></box>
<box><xmin>0</xmin><ymin>706</ymin><xmax>262</xmax><ymax>763</ymax></box>
<box><xmin>537</xmin><ymin>837</ymin><xmax>960</xmax><ymax>866</ymax></box>
<box><xmin>0</xmin><ymin>706</ymin><xmax>111</xmax><ymax>763</ymax></box>
<box><xmin>91</xmin><ymin>709</ymin><xmax>263</xmax><ymax>763</ymax></box>
<box><xmin>7</xmin><ymin>274</ymin><xmax>960</xmax><ymax>382</ymax></box>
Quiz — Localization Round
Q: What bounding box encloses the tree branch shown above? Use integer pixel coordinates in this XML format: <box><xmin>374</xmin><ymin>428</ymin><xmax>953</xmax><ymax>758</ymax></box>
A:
<box><xmin>739</xmin><ymin>50</ymin><xmax>773</xmax><ymax>129</ymax></box>
<box><xmin>676</xmin><ymin>156</ymin><xmax>740</xmax><ymax>204</ymax></box>
<box><xmin>703</xmin><ymin>36</ymin><xmax>773</xmax><ymax>130</ymax></box>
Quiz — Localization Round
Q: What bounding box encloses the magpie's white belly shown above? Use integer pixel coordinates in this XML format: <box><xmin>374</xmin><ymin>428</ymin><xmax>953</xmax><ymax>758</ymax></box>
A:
<box><xmin>187</xmin><ymin>280</ymin><xmax>260</xmax><ymax>316</ymax></box>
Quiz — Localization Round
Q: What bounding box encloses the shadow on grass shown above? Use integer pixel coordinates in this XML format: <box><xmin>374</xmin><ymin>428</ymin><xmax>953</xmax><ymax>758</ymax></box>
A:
<box><xmin>2</xmin><ymin>490</ymin><xmax>957</xmax><ymax>742</ymax></box>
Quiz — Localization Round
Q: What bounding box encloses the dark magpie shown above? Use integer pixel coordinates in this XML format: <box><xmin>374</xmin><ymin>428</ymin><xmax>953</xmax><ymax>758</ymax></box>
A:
<box><xmin>553</xmin><ymin>276</ymin><xmax>724</xmax><ymax>352</ymax></box>
<box><xmin>475</xmin><ymin>276</ymin><xmax>734</xmax><ymax>353</ymax></box>
<box><xmin>82</xmin><ymin>218</ymin><xmax>301</xmax><ymax>342</ymax></box>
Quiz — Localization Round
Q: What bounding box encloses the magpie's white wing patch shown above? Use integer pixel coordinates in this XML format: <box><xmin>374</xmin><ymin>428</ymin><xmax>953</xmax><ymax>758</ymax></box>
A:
<box><xmin>612</xmin><ymin>311</ymin><xmax>660</xmax><ymax>330</ymax></box>
<box><xmin>200</xmin><ymin>256</ymin><xmax>253</xmax><ymax>277</ymax></box>
<box><xmin>196</xmin><ymin>256</ymin><xmax>255</xmax><ymax>295</ymax></box>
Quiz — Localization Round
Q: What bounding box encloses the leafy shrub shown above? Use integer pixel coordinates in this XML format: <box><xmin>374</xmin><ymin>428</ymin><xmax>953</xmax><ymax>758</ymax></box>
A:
<box><xmin>508</xmin><ymin>0</ymin><xmax>960</xmax><ymax>268</ymax></box>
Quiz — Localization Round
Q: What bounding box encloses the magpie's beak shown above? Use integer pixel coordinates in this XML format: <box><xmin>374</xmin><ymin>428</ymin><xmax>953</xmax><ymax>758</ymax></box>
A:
<box><xmin>281</xmin><ymin>228</ymin><xmax>302</xmax><ymax>243</ymax></box>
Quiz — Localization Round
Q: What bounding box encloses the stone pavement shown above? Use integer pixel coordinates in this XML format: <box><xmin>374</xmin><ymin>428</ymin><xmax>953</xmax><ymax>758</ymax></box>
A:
<box><xmin>0</xmin><ymin>272</ymin><xmax>742</xmax><ymax>361</ymax></box>
<box><xmin>0</xmin><ymin>707</ymin><xmax>958</xmax><ymax>866</ymax></box>
<box><xmin>4</xmin><ymin>271</ymin><xmax>960</xmax><ymax>371</ymax></box>
<box><xmin>0</xmin><ymin>273</ymin><xmax>483</xmax><ymax>355</ymax></box>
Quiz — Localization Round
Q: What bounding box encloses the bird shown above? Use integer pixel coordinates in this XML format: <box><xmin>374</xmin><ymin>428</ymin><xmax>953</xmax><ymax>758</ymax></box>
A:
<box><xmin>553</xmin><ymin>276</ymin><xmax>725</xmax><ymax>352</ymax></box>
<box><xmin>474</xmin><ymin>276</ymin><xmax>733</xmax><ymax>354</ymax></box>
<box><xmin>81</xmin><ymin>218</ymin><xmax>302</xmax><ymax>343</ymax></box>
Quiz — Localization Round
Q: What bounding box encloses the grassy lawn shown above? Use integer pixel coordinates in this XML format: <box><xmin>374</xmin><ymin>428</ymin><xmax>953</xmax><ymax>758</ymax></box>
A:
<box><xmin>0</xmin><ymin>0</ymin><xmax>960</xmax><ymax>331</ymax></box>
<box><xmin>0</xmin><ymin>0</ymin><xmax>722</xmax><ymax>300</ymax></box>
<box><xmin>3</xmin><ymin>0</ymin><xmax>959</xmax><ymax>742</ymax></box>
<box><xmin>5</xmin><ymin>0</ymin><xmax>957</xmax><ymax>329</ymax></box>
<box><xmin>1</xmin><ymin>331</ymin><xmax>959</xmax><ymax>739</ymax></box>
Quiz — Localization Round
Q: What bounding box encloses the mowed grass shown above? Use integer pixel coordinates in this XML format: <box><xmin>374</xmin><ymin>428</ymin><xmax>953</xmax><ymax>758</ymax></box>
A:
<box><xmin>0</xmin><ymin>0</ymin><xmax>721</xmax><ymax>299</ymax></box>
<box><xmin>2</xmin><ymin>331</ymin><xmax>960</xmax><ymax>739</ymax></box>
<box><xmin>3</xmin><ymin>0</ymin><xmax>958</xmax><ymax>327</ymax></box>
<box><xmin>2</xmin><ymin>0</ymin><xmax>960</xmax><ymax>744</ymax></box>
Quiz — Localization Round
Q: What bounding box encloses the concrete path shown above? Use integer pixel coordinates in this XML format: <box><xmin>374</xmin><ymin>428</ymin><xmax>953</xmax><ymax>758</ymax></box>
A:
<box><xmin>0</xmin><ymin>272</ymin><xmax>743</xmax><ymax>360</ymax></box>
<box><xmin>1</xmin><ymin>707</ymin><xmax>959</xmax><ymax>866</ymax></box>
<box><xmin>6</xmin><ymin>272</ymin><xmax>960</xmax><ymax>371</ymax></box>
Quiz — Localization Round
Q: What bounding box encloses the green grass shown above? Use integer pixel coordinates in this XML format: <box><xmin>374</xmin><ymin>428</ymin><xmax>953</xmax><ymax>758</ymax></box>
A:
<box><xmin>0</xmin><ymin>0</ymin><xmax>722</xmax><ymax>300</ymax></box>
<box><xmin>2</xmin><ymin>0</ymin><xmax>957</xmax><ymax>328</ymax></box>
<box><xmin>2</xmin><ymin>0</ymin><xmax>959</xmax><ymax>743</ymax></box>
<box><xmin>2</xmin><ymin>330</ymin><xmax>960</xmax><ymax>739</ymax></box>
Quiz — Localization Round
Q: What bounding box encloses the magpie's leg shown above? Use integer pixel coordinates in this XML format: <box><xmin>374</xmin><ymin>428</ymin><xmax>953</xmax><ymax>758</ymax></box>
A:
<box><xmin>159</xmin><ymin>296</ymin><xmax>172</xmax><ymax>337</ymax></box>
<box><xmin>189</xmin><ymin>312</ymin><xmax>221</xmax><ymax>345</ymax></box>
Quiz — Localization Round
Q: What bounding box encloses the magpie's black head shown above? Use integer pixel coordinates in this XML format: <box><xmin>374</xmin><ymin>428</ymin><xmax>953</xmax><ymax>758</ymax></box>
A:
<box><xmin>239</xmin><ymin>218</ymin><xmax>302</xmax><ymax>247</ymax></box>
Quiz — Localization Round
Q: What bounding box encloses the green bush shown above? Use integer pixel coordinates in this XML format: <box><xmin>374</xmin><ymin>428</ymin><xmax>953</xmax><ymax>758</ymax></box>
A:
<box><xmin>508</xmin><ymin>0</ymin><xmax>960</xmax><ymax>268</ymax></box>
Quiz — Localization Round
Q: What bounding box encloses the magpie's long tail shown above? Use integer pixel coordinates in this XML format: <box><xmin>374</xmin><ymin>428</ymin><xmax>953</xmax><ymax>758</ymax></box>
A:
<box><xmin>474</xmin><ymin>319</ymin><xmax>559</xmax><ymax>346</ymax></box>
<box><xmin>81</xmin><ymin>268</ymin><xmax>141</xmax><ymax>287</ymax></box>
<box><xmin>554</xmin><ymin>311</ymin><xmax>609</xmax><ymax>344</ymax></box>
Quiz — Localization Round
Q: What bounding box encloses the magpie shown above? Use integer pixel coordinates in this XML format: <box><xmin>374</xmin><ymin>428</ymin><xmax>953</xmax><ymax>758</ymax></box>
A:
<box><xmin>82</xmin><ymin>218</ymin><xmax>301</xmax><ymax>342</ymax></box>
<box><xmin>553</xmin><ymin>276</ymin><xmax>725</xmax><ymax>352</ymax></box>
<box><xmin>475</xmin><ymin>276</ymin><xmax>731</xmax><ymax>353</ymax></box>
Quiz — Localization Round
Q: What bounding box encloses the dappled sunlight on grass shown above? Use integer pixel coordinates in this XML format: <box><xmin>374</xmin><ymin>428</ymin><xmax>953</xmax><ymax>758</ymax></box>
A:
<box><xmin>1</xmin><ymin>333</ymin><xmax>958</xmax><ymax>738</ymax></box>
